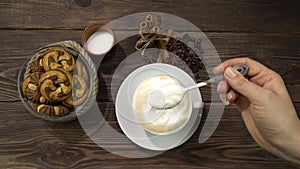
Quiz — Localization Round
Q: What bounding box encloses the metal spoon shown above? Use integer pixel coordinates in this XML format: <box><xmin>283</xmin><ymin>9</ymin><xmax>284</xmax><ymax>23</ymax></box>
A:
<box><xmin>149</xmin><ymin>64</ymin><xmax>249</xmax><ymax>109</ymax></box>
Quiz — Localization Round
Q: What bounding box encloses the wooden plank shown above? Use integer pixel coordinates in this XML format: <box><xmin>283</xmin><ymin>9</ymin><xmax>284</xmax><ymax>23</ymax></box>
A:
<box><xmin>0</xmin><ymin>30</ymin><xmax>299</xmax><ymax>102</ymax></box>
<box><xmin>0</xmin><ymin>0</ymin><xmax>299</xmax><ymax>33</ymax></box>
<box><xmin>0</xmin><ymin>102</ymin><xmax>299</xmax><ymax>168</ymax></box>
<box><xmin>1</xmin><ymin>0</ymin><xmax>299</xmax><ymax>168</ymax></box>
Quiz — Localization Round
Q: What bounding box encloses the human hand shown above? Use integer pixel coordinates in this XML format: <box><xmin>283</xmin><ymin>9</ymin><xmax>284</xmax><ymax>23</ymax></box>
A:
<box><xmin>213</xmin><ymin>58</ymin><xmax>300</xmax><ymax>164</ymax></box>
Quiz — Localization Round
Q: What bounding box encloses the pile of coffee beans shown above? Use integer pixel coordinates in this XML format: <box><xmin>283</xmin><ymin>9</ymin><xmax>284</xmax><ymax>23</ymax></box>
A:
<box><xmin>142</xmin><ymin>34</ymin><xmax>205</xmax><ymax>76</ymax></box>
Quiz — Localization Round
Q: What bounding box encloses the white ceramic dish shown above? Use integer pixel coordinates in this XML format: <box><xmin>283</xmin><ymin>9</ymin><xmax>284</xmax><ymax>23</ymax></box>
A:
<box><xmin>115</xmin><ymin>63</ymin><xmax>204</xmax><ymax>151</ymax></box>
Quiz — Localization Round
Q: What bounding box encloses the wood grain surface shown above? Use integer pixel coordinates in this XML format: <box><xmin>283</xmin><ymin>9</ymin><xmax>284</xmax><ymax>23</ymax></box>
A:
<box><xmin>0</xmin><ymin>0</ymin><xmax>299</xmax><ymax>168</ymax></box>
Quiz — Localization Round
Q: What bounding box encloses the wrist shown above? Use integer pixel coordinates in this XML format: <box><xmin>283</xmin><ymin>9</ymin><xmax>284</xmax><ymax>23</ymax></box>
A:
<box><xmin>280</xmin><ymin>120</ymin><xmax>300</xmax><ymax>164</ymax></box>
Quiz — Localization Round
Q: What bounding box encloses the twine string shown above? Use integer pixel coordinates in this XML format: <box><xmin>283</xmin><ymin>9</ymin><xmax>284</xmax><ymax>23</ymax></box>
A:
<box><xmin>135</xmin><ymin>15</ymin><xmax>168</xmax><ymax>55</ymax></box>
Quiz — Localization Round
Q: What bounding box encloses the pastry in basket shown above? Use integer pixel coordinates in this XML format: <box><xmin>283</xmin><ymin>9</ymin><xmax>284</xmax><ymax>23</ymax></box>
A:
<box><xmin>63</xmin><ymin>61</ymin><xmax>89</xmax><ymax>107</ymax></box>
<box><xmin>19</xmin><ymin>41</ymin><xmax>98</xmax><ymax>121</ymax></box>
<box><xmin>63</xmin><ymin>75</ymin><xmax>88</xmax><ymax>107</ymax></box>
<box><xmin>22</xmin><ymin>47</ymin><xmax>89</xmax><ymax>117</ymax></box>
<box><xmin>22</xmin><ymin>72</ymin><xmax>43</xmax><ymax>102</ymax></box>
<box><xmin>42</xmin><ymin>48</ymin><xmax>75</xmax><ymax>72</ymax></box>
<box><xmin>74</xmin><ymin>61</ymin><xmax>89</xmax><ymax>81</ymax></box>
<box><xmin>39</xmin><ymin>68</ymin><xmax>73</xmax><ymax>102</ymax></box>
<box><xmin>29</xmin><ymin>59</ymin><xmax>44</xmax><ymax>73</ymax></box>
<box><xmin>36</xmin><ymin>104</ymin><xmax>70</xmax><ymax>116</ymax></box>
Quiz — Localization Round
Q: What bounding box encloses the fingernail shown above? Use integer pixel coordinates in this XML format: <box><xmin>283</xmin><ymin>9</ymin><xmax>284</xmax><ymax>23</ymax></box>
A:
<box><xmin>225</xmin><ymin>101</ymin><xmax>230</xmax><ymax>106</ymax></box>
<box><xmin>225</xmin><ymin>67</ymin><xmax>237</xmax><ymax>78</ymax></box>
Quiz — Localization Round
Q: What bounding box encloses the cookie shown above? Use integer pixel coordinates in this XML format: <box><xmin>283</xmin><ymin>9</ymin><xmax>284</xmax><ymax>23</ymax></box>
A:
<box><xmin>22</xmin><ymin>72</ymin><xmax>43</xmax><ymax>102</ymax></box>
<box><xmin>39</xmin><ymin>68</ymin><xmax>72</xmax><ymax>102</ymax></box>
<box><xmin>63</xmin><ymin>75</ymin><xmax>88</xmax><ymax>107</ymax></box>
<box><xmin>36</xmin><ymin>104</ymin><xmax>70</xmax><ymax>116</ymax></box>
<box><xmin>42</xmin><ymin>48</ymin><xmax>75</xmax><ymax>72</ymax></box>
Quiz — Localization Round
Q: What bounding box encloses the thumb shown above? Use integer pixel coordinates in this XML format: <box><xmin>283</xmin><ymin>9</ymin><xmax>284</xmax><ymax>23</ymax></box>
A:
<box><xmin>224</xmin><ymin>67</ymin><xmax>265</xmax><ymax>102</ymax></box>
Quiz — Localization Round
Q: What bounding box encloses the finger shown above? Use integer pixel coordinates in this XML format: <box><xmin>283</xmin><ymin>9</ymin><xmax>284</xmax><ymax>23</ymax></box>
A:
<box><xmin>226</xmin><ymin>89</ymin><xmax>238</xmax><ymax>103</ymax></box>
<box><xmin>224</xmin><ymin>67</ymin><xmax>266</xmax><ymax>102</ymax></box>
<box><xmin>214</xmin><ymin>58</ymin><xmax>282</xmax><ymax>94</ymax></box>
<box><xmin>218</xmin><ymin>84</ymin><xmax>238</xmax><ymax>106</ymax></box>
<box><xmin>219</xmin><ymin>93</ymin><xmax>227</xmax><ymax>105</ymax></box>
<box><xmin>213</xmin><ymin>57</ymin><xmax>270</xmax><ymax>77</ymax></box>
<box><xmin>225</xmin><ymin>90</ymin><xmax>239</xmax><ymax>106</ymax></box>
<box><xmin>217</xmin><ymin>81</ymin><xmax>229</xmax><ymax>94</ymax></box>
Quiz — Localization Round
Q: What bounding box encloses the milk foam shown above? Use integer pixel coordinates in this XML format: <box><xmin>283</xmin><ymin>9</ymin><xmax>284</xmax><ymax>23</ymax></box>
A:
<box><xmin>150</xmin><ymin>83</ymin><xmax>183</xmax><ymax>109</ymax></box>
<box><xmin>132</xmin><ymin>75</ymin><xmax>192</xmax><ymax>134</ymax></box>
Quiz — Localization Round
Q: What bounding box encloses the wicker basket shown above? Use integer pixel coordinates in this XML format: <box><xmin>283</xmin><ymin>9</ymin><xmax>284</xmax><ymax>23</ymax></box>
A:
<box><xmin>22</xmin><ymin>40</ymin><xmax>99</xmax><ymax>122</ymax></box>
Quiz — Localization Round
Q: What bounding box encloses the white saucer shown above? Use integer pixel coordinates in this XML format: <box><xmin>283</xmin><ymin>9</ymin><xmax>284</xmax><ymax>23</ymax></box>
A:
<box><xmin>115</xmin><ymin>63</ymin><xmax>203</xmax><ymax>151</ymax></box>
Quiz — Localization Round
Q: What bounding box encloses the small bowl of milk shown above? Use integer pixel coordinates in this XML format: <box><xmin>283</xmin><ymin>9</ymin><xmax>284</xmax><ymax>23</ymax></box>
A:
<box><xmin>81</xmin><ymin>23</ymin><xmax>115</xmax><ymax>56</ymax></box>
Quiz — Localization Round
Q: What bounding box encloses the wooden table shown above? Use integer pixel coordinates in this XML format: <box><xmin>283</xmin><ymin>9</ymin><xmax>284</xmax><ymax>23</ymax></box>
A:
<box><xmin>1</xmin><ymin>0</ymin><xmax>299</xmax><ymax>168</ymax></box>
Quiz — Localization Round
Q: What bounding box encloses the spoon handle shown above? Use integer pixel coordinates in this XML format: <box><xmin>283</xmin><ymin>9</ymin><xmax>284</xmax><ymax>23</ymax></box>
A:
<box><xmin>184</xmin><ymin>64</ymin><xmax>249</xmax><ymax>92</ymax></box>
<box><xmin>206</xmin><ymin>64</ymin><xmax>249</xmax><ymax>84</ymax></box>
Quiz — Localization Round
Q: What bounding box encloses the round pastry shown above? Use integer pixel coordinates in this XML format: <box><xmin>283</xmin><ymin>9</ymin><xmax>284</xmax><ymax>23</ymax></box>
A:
<box><xmin>39</xmin><ymin>68</ymin><xmax>73</xmax><ymax>102</ymax></box>
<box><xmin>132</xmin><ymin>75</ymin><xmax>192</xmax><ymax>135</ymax></box>
<box><xmin>42</xmin><ymin>48</ymin><xmax>75</xmax><ymax>72</ymax></box>
<box><xmin>74</xmin><ymin>61</ymin><xmax>89</xmax><ymax>81</ymax></box>
<box><xmin>29</xmin><ymin>58</ymin><xmax>44</xmax><ymax>73</ymax></box>
<box><xmin>63</xmin><ymin>75</ymin><xmax>88</xmax><ymax>107</ymax></box>
<box><xmin>22</xmin><ymin>72</ymin><xmax>43</xmax><ymax>102</ymax></box>
<box><xmin>36</xmin><ymin>104</ymin><xmax>70</xmax><ymax>116</ymax></box>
